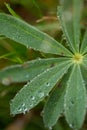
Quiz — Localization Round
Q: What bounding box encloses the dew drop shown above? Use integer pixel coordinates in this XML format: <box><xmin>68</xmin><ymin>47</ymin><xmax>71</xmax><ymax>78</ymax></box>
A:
<box><xmin>23</xmin><ymin>108</ymin><xmax>28</xmax><ymax>114</ymax></box>
<box><xmin>2</xmin><ymin>77</ymin><xmax>12</xmax><ymax>86</ymax></box>
<box><xmin>46</xmin><ymin>82</ymin><xmax>50</xmax><ymax>86</ymax></box>
<box><xmin>25</xmin><ymin>74</ymin><xmax>29</xmax><ymax>78</ymax></box>
<box><xmin>65</xmin><ymin>70</ymin><xmax>68</xmax><ymax>74</ymax></box>
<box><xmin>69</xmin><ymin>124</ymin><xmax>73</xmax><ymax>128</ymax></box>
<box><xmin>40</xmin><ymin>110</ymin><xmax>44</xmax><ymax>117</ymax></box>
<box><xmin>71</xmin><ymin>100</ymin><xmax>74</xmax><ymax>105</ymax></box>
<box><xmin>46</xmin><ymin>68</ymin><xmax>50</xmax><ymax>71</ymax></box>
<box><xmin>18</xmin><ymin>108</ymin><xmax>22</xmax><ymax>112</ymax></box>
<box><xmin>38</xmin><ymin>57</ymin><xmax>41</xmax><ymax>60</ymax></box>
<box><xmin>39</xmin><ymin>92</ymin><xmax>44</xmax><ymax>98</ymax></box>
<box><xmin>31</xmin><ymin>96</ymin><xmax>35</xmax><ymax>100</ymax></box>
<box><xmin>49</xmin><ymin>126</ymin><xmax>52</xmax><ymax>130</ymax></box>
<box><xmin>50</xmin><ymin>63</ymin><xmax>55</xmax><ymax>68</ymax></box>
<box><xmin>69</xmin><ymin>124</ymin><xmax>72</xmax><ymax>128</ymax></box>
<box><xmin>30</xmin><ymin>104</ymin><xmax>33</xmax><ymax>107</ymax></box>
<box><xmin>46</xmin><ymin>93</ymin><xmax>49</xmax><ymax>96</ymax></box>
<box><xmin>22</xmin><ymin>103</ymin><xmax>25</xmax><ymax>107</ymax></box>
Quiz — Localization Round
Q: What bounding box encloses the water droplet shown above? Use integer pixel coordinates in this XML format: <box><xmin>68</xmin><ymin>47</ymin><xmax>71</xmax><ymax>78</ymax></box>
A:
<box><xmin>31</xmin><ymin>96</ymin><xmax>35</xmax><ymax>100</ymax></box>
<box><xmin>46</xmin><ymin>82</ymin><xmax>50</xmax><ymax>86</ymax></box>
<box><xmin>37</xmin><ymin>57</ymin><xmax>41</xmax><ymax>60</ymax></box>
<box><xmin>30</xmin><ymin>104</ymin><xmax>33</xmax><ymax>107</ymax></box>
<box><xmin>65</xmin><ymin>70</ymin><xmax>68</xmax><ymax>74</ymax></box>
<box><xmin>71</xmin><ymin>100</ymin><xmax>74</xmax><ymax>105</ymax></box>
<box><xmin>18</xmin><ymin>108</ymin><xmax>22</xmax><ymax>112</ymax></box>
<box><xmin>50</xmin><ymin>63</ymin><xmax>55</xmax><ymax>68</ymax></box>
<box><xmin>22</xmin><ymin>103</ymin><xmax>25</xmax><ymax>107</ymax></box>
<box><xmin>69</xmin><ymin>124</ymin><xmax>73</xmax><ymax>128</ymax></box>
<box><xmin>49</xmin><ymin>126</ymin><xmax>52</xmax><ymax>130</ymax></box>
<box><xmin>46</xmin><ymin>93</ymin><xmax>49</xmax><ymax>96</ymax></box>
<box><xmin>2</xmin><ymin>77</ymin><xmax>12</xmax><ymax>86</ymax></box>
<box><xmin>40</xmin><ymin>110</ymin><xmax>44</xmax><ymax>117</ymax></box>
<box><xmin>26</xmin><ymin>74</ymin><xmax>29</xmax><ymax>78</ymax></box>
<box><xmin>46</xmin><ymin>68</ymin><xmax>50</xmax><ymax>71</ymax></box>
<box><xmin>23</xmin><ymin>108</ymin><xmax>28</xmax><ymax>114</ymax></box>
<box><xmin>39</xmin><ymin>92</ymin><xmax>44</xmax><ymax>98</ymax></box>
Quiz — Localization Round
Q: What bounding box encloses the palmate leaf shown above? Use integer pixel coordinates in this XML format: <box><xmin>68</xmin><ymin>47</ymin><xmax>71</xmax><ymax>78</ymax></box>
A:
<box><xmin>43</xmin><ymin>69</ymin><xmax>71</xmax><ymax>128</ymax></box>
<box><xmin>80</xmin><ymin>30</ymin><xmax>87</xmax><ymax>54</ymax></box>
<box><xmin>0</xmin><ymin>13</ymin><xmax>72</xmax><ymax>56</ymax></box>
<box><xmin>0</xmin><ymin>57</ymin><xmax>69</xmax><ymax>84</ymax></box>
<box><xmin>43</xmin><ymin>87</ymin><xmax>65</xmax><ymax>128</ymax></box>
<box><xmin>57</xmin><ymin>0</ymin><xmax>83</xmax><ymax>52</ymax></box>
<box><xmin>64</xmin><ymin>65</ymin><xmax>86</xmax><ymax>130</ymax></box>
<box><xmin>5</xmin><ymin>3</ymin><xmax>21</xmax><ymax>18</ymax></box>
<box><xmin>81</xmin><ymin>57</ymin><xmax>87</xmax><ymax>88</ymax></box>
<box><xmin>80</xmin><ymin>66</ymin><xmax>87</xmax><ymax>90</ymax></box>
<box><xmin>10</xmin><ymin>61</ymin><xmax>71</xmax><ymax>115</ymax></box>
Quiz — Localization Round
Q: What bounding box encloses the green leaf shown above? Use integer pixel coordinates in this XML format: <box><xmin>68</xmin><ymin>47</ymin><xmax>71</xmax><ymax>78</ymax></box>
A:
<box><xmin>43</xmin><ymin>87</ymin><xmax>65</xmax><ymax>128</ymax></box>
<box><xmin>43</xmin><ymin>69</ymin><xmax>71</xmax><ymax>128</ymax></box>
<box><xmin>80</xmin><ymin>57</ymin><xmax>87</xmax><ymax>88</ymax></box>
<box><xmin>5</xmin><ymin>3</ymin><xmax>21</xmax><ymax>19</ymax></box>
<box><xmin>57</xmin><ymin>0</ymin><xmax>83</xmax><ymax>52</ymax></box>
<box><xmin>80</xmin><ymin>30</ymin><xmax>87</xmax><ymax>54</ymax></box>
<box><xmin>0</xmin><ymin>13</ymin><xmax>72</xmax><ymax>56</ymax></box>
<box><xmin>0</xmin><ymin>57</ymin><xmax>69</xmax><ymax>84</ymax></box>
<box><xmin>64</xmin><ymin>65</ymin><xmax>86</xmax><ymax>130</ymax></box>
<box><xmin>10</xmin><ymin>61</ymin><xmax>71</xmax><ymax>115</ymax></box>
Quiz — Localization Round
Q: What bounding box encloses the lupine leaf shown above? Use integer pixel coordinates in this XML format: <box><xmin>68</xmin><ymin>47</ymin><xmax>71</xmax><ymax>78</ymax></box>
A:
<box><xmin>80</xmin><ymin>65</ymin><xmax>87</xmax><ymax>89</ymax></box>
<box><xmin>57</xmin><ymin>6</ymin><xmax>74</xmax><ymax>52</ymax></box>
<box><xmin>72</xmin><ymin>0</ymin><xmax>83</xmax><ymax>51</ymax></box>
<box><xmin>0</xmin><ymin>57</ymin><xmax>69</xmax><ymax>84</ymax></box>
<box><xmin>80</xmin><ymin>30</ymin><xmax>87</xmax><ymax>54</ymax></box>
<box><xmin>5</xmin><ymin>3</ymin><xmax>21</xmax><ymax>18</ymax></box>
<box><xmin>81</xmin><ymin>57</ymin><xmax>87</xmax><ymax>87</ymax></box>
<box><xmin>64</xmin><ymin>65</ymin><xmax>86</xmax><ymax>130</ymax></box>
<box><xmin>43</xmin><ymin>69</ymin><xmax>71</xmax><ymax>128</ymax></box>
<box><xmin>10</xmin><ymin>61</ymin><xmax>71</xmax><ymax>115</ymax></box>
<box><xmin>43</xmin><ymin>87</ymin><xmax>65</xmax><ymax>128</ymax></box>
<box><xmin>57</xmin><ymin>0</ymin><xmax>83</xmax><ymax>52</ymax></box>
<box><xmin>0</xmin><ymin>13</ymin><xmax>72</xmax><ymax>56</ymax></box>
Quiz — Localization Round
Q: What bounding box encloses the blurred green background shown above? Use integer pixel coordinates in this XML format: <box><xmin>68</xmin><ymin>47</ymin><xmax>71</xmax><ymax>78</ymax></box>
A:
<box><xmin>0</xmin><ymin>0</ymin><xmax>87</xmax><ymax>130</ymax></box>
